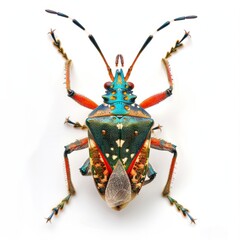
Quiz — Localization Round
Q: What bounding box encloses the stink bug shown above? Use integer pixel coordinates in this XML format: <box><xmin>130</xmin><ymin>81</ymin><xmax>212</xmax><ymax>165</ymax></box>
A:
<box><xmin>45</xmin><ymin>9</ymin><xmax>197</xmax><ymax>223</ymax></box>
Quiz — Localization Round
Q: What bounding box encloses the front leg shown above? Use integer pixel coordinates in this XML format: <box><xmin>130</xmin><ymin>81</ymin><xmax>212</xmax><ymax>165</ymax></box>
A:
<box><xmin>139</xmin><ymin>31</ymin><xmax>190</xmax><ymax>109</ymax></box>
<box><xmin>49</xmin><ymin>29</ymin><xmax>98</xmax><ymax>110</ymax></box>
<box><xmin>151</xmin><ymin>137</ymin><xmax>195</xmax><ymax>223</ymax></box>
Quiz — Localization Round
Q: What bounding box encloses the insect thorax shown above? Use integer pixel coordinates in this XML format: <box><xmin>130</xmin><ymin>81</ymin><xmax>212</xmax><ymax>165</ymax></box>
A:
<box><xmin>102</xmin><ymin>69</ymin><xmax>137</xmax><ymax>115</ymax></box>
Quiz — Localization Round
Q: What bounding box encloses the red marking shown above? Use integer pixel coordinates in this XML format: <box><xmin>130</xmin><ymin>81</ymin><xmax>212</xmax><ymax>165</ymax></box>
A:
<box><xmin>115</xmin><ymin>54</ymin><xmax>124</xmax><ymax>67</ymax></box>
<box><xmin>119</xmin><ymin>54</ymin><xmax>124</xmax><ymax>67</ymax></box>
<box><xmin>64</xmin><ymin>155</ymin><xmax>72</xmax><ymax>191</ymax></box>
<box><xmin>128</xmin><ymin>82</ymin><xmax>134</xmax><ymax>89</ymax></box>
<box><xmin>168</xmin><ymin>154</ymin><xmax>177</xmax><ymax>178</ymax></box>
<box><xmin>104</xmin><ymin>81</ymin><xmax>112</xmax><ymax>89</ymax></box>
<box><xmin>126</xmin><ymin>142</ymin><xmax>145</xmax><ymax>174</ymax></box>
<box><xmin>151</xmin><ymin>138</ymin><xmax>160</xmax><ymax>147</ymax></box>
<box><xmin>93</xmin><ymin>140</ymin><xmax>113</xmax><ymax>174</ymax></box>
<box><xmin>140</xmin><ymin>92</ymin><xmax>168</xmax><ymax>109</ymax></box>
<box><xmin>71</xmin><ymin>93</ymin><xmax>98</xmax><ymax>109</ymax></box>
<box><xmin>80</xmin><ymin>138</ymin><xmax>89</xmax><ymax>147</ymax></box>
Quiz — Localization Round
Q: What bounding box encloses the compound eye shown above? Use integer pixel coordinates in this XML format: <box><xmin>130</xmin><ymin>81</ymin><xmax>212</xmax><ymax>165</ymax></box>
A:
<box><xmin>104</xmin><ymin>81</ymin><xmax>112</xmax><ymax>89</ymax></box>
<box><xmin>127</xmin><ymin>82</ymin><xmax>134</xmax><ymax>89</ymax></box>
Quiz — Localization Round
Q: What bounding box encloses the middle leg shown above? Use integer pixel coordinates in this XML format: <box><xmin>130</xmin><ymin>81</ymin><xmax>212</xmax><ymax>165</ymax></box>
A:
<box><xmin>65</xmin><ymin>117</ymin><xmax>87</xmax><ymax>129</ymax></box>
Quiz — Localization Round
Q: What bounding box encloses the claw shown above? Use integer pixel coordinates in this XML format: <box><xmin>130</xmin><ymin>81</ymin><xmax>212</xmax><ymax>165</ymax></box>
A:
<box><xmin>45</xmin><ymin>194</ymin><xmax>71</xmax><ymax>223</ymax></box>
<box><xmin>65</xmin><ymin>116</ymin><xmax>74</xmax><ymax>125</ymax></box>
<box><xmin>167</xmin><ymin>195</ymin><xmax>196</xmax><ymax>224</ymax></box>
<box><xmin>65</xmin><ymin>117</ymin><xmax>87</xmax><ymax>129</ymax></box>
<box><xmin>152</xmin><ymin>124</ymin><xmax>163</xmax><ymax>132</ymax></box>
<box><xmin>183</xmin><ymin>209</ymin><xmax>196</xmax><ymax>224</ymax></box>
<box><xmin>45</xmin><ymin>208</ymin><xmax>58</xmax><ymax>223</ymax></box>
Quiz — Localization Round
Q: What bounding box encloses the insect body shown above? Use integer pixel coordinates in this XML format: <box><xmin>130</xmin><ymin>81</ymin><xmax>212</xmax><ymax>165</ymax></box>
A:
<box><xmin>45</xmin><ymin>9</ymin><xmax>197</xmax><ymax>223</ymax></box>
<box><xmin>87</xmin><ymin>69</ymin><xmax>154</xmax><ymax>209</ymax></box>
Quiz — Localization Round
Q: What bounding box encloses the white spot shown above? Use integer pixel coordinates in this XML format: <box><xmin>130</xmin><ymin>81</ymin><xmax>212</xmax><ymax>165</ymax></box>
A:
<box><xmin>122</xmin><ymin>157</ymin><xmax>128</xmax><ymax>164</ymax></box>
<box><xmin>106</xmin><ymin>153</ymin><xmax>110</xmax><ymax>158</ymax></box>
<box><xmin>117</xmin><ymin>123</ymin><xmax>123</xmax><ymax>129</ymax></box>
<box><xmin>126</xmin><ymin>148</ymin><xmax>129</xmax><ymax>152</ymax></box>
<box><xmin>112</xmin><ymin>155</ymin><xmax>117</xmax><ymax>160</ymax></box>
<box><xmin>130</xmin><ymin>153</ymin><xmax>134</xmax><ymax>159</ymax></box>
<box><xmin>110</xmin><ymin>147</ymin><xmax>114</xmax><ymax>151</ymax></box>
<box><xmin>116</xmin><ymin>139</ymin><xmax>125</xmax><ymax>147</ymax></box>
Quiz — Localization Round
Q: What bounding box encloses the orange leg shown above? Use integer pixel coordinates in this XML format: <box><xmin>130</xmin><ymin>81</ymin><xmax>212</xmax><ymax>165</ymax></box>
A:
<box><xmin>46</xmin><ymin>138</ymin><xmax>88</xmax><ymax>223</ymax></box>
<box><xmin>151</xmin><ymin>138</ymin><xmax>177</xmax><ymax>195</ymax></box>
<box><xmin>139</xmin><ymin>31</ymin><xmax>190</xmax><ymax>109</ymax></box>
<box><xmin>49</xmin><ymin>30</ymin><xmax>98</xmax><ymax>110</ymax></box>
<box><xmin>150</xmin><ymin>137</ymin><xmax>195</xmax><ymax>223</ymax></box>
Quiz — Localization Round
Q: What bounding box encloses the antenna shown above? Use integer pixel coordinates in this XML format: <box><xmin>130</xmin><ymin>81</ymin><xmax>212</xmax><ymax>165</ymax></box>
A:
<box><xmin>46</xmin><ymin>9</ymin><xmax>114</xmax><ymax>81</ymax></box>
<box><xmin>125</xmin><ymin>15</ymin><xmax>197</xmax><ymax>80</ymax></box>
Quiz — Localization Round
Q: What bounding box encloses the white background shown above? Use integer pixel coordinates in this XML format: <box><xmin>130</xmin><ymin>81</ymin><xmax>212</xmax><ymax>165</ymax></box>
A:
<box><xmin>0</xmin><ymin>0</ymin><xmax>240</xmax><ymax>240</ymax></box>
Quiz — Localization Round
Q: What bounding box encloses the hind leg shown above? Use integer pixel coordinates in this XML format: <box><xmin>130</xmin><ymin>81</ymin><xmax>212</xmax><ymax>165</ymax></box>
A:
<box><xmin>46</xmin><ymin>138</ymin><xmax>88</xmax><ymax>222</ymax></box>
<box><xmin>151</xmin><ymin>137</ymin><xmax>195</xmax><ymax>223</ymax></box>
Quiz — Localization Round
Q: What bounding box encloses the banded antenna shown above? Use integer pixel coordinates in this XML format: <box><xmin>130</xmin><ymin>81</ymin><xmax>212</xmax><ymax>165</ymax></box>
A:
<box><xmin>46</xmin><ymin>10</ymin><xmax>197</xmax><ymax>81</ymax></box>
<box><xmin>45</xmin><ymin>9</ymin><xmax>114</xmax><ymax>81</ymax></box>
<box><xmin>124</xmin><ymin>15</ymin><xmax>197</xmax><ymax>80</ymax></box>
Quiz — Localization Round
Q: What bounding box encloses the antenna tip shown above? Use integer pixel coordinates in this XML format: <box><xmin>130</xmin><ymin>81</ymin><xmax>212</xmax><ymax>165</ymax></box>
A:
<box><xmin>186</xmin><ymin>15</ymin><xmax>198</xmax><ymax>19</ymax></box>
<box><xmin>45</xmin><ymin>9</ymin><xmax>57</xmax><ymax>14</ymax></box>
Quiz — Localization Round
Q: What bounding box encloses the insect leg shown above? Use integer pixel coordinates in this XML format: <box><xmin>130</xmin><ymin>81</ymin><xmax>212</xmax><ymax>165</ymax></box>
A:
<box><xmin>46</xmin><ymin>138</ymin><xmax>88</xmax><ymax>223</ymax></box>
<box><xmin>139</xmin><ymin>31</ymin><xmax>190</xmax><ymax>109</ymax></box>
<box><xmin>143</xmin><ymin>163</ymin><xmax>157</xmax><ymax>185</ymax></box>
<box><xmin>46</xmin><ymin>10</ymin><xmax>114</xmax><ymax>81</ymax></box>
<box><xmin>48</xmin><ymin>29</ymin><xmax>98</xmax><ymax>109</ymax></box>
<box><xmin>79</xmin><ymin>158</ymin><xmax>91</xmax><ymax>176</ymax></box>
<box><xmin>150</xmin><ymin>137</ymin><xmax>195</xmax><ymax>223</ymax></box>
<box><xmin>64</xmin><ymin>117</ymin><xmax>87</xmax><ymax>129</ymax></box>
<box><xmin>125</xmin><ymin>16</ymin><xmax>196</xmax><ymax>80</ymax></box>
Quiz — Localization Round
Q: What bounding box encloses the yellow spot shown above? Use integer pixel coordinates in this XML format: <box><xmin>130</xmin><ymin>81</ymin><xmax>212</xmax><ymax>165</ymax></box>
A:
<box><xmin>124</xmin><ymin>105</ymin><xmax>130</xmax><ymax>110</ymax></box>
<box><xmin>117</xmin><ymin>75</ymin><xmax>122</xmax><ymax>84</ymax></box>
<box><xmin>110</xmin><ymin>105</ymin><xmax>115</xmax><ymax>110</ymax></box>
<box><xmin>124</xmin><ymin>96</ymin><xmax>129</xmax><ymax>101</ymax></box>
<box><xmin>110</xmin><ymin>96</ymin><xmax>116</xmax><ymax>100</ymax></box>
